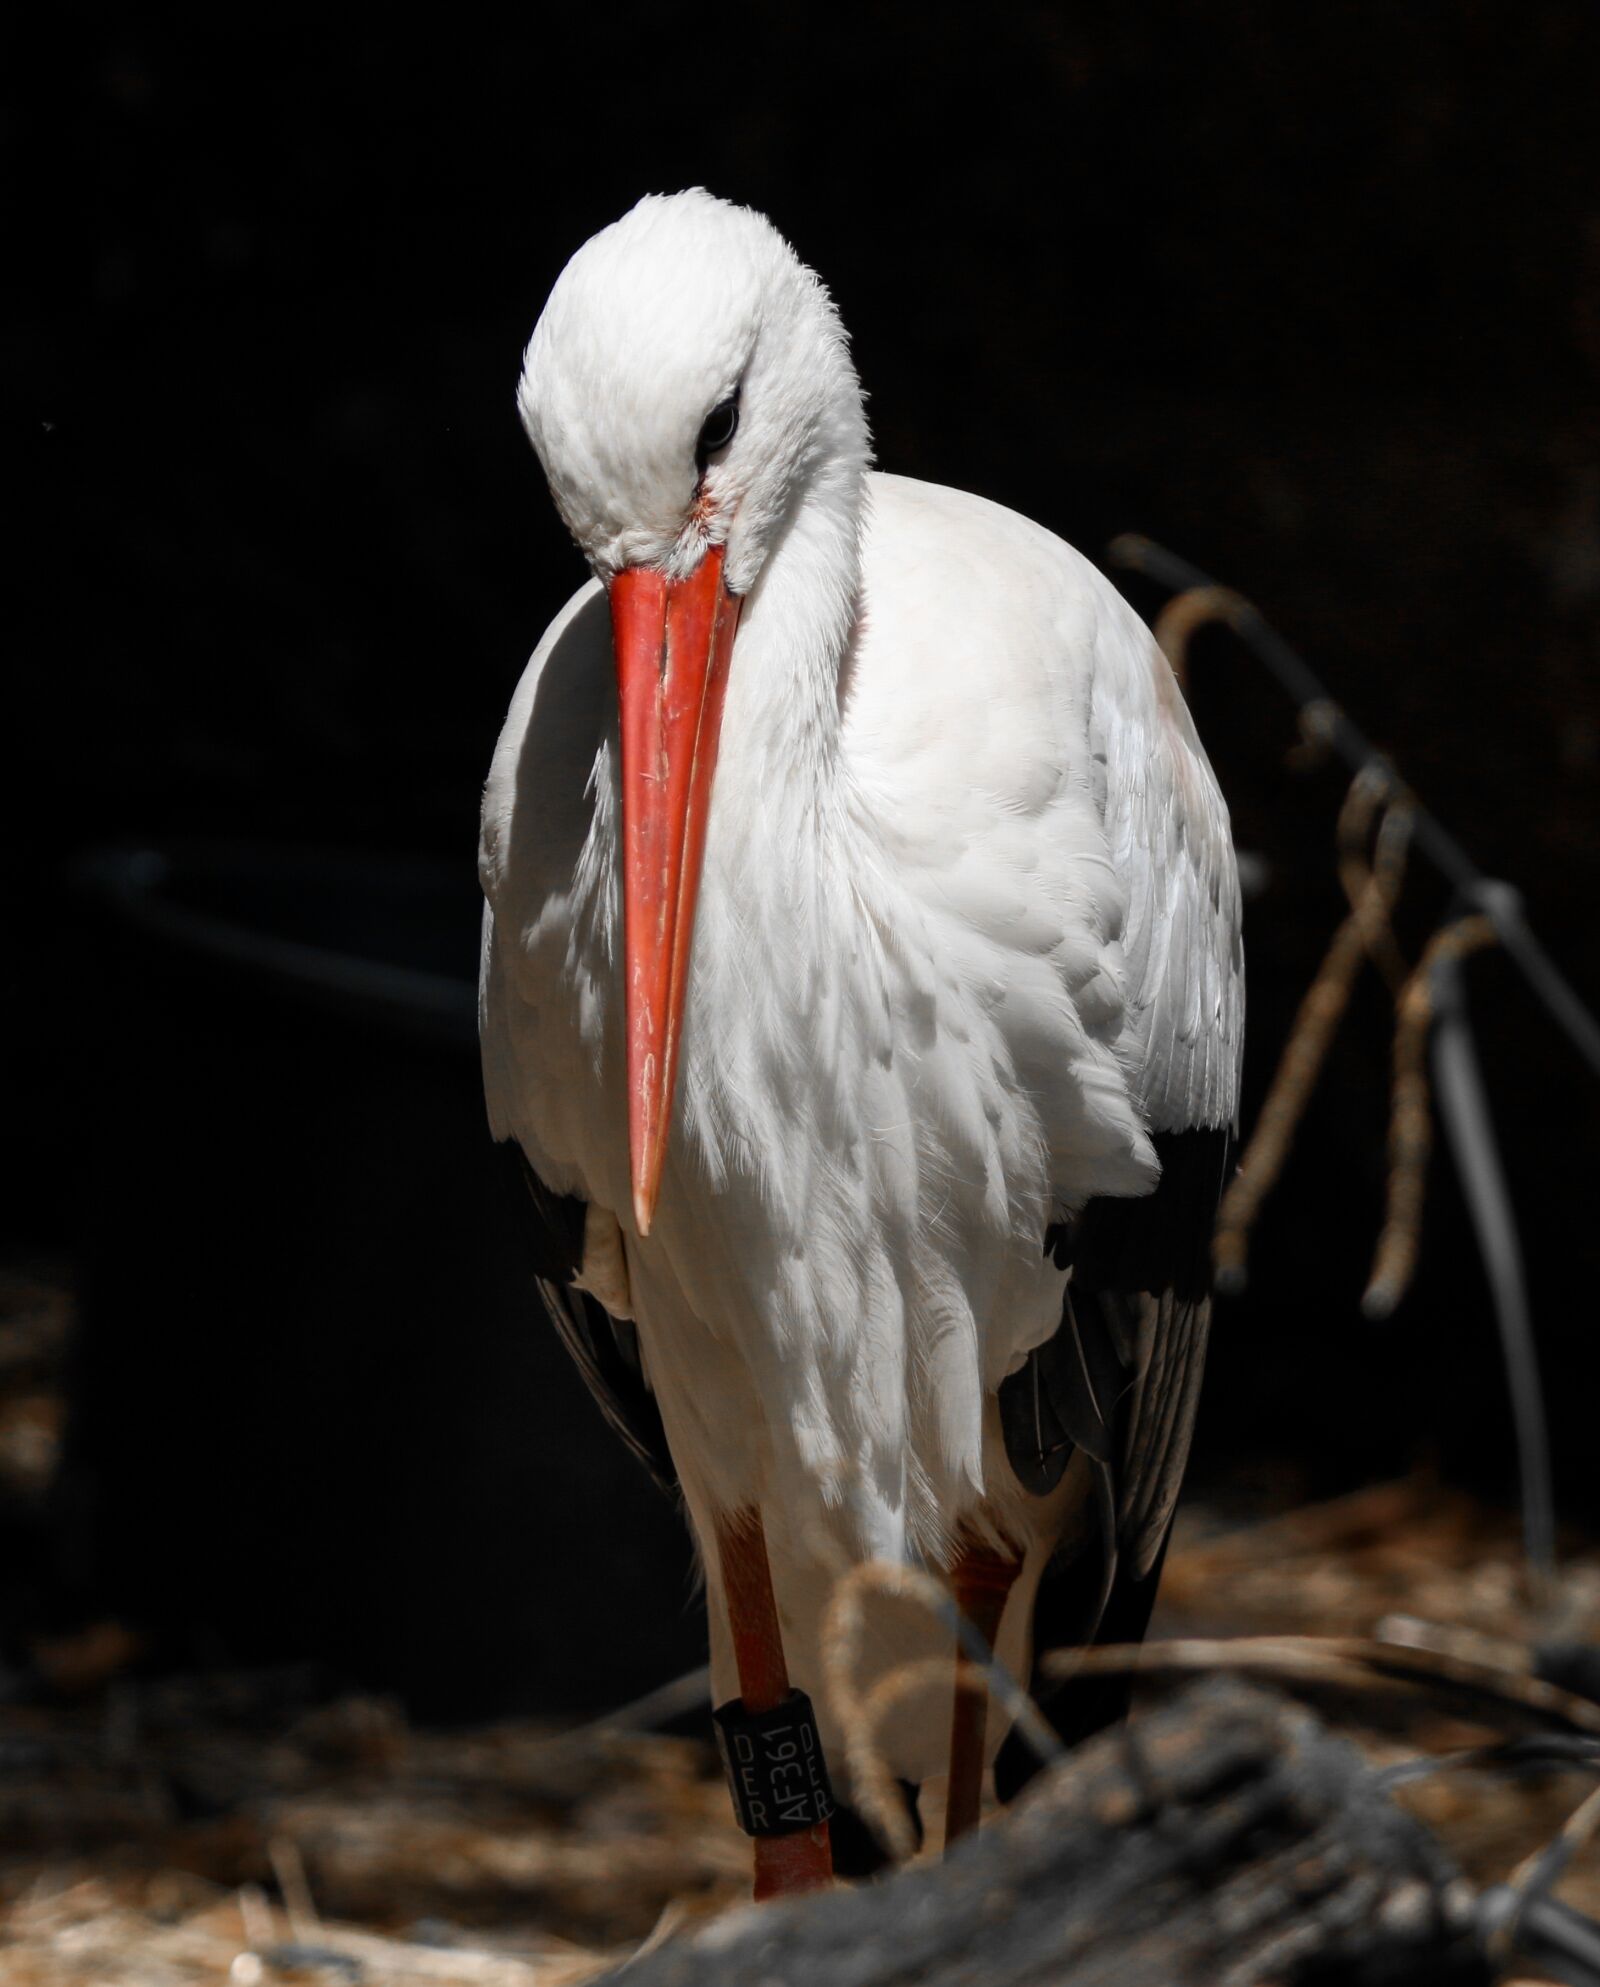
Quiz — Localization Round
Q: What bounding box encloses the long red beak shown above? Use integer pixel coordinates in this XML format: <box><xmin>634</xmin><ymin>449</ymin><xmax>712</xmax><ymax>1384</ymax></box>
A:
<box><xmin>609</xmin><ymin>545</ymin><xmax>741</xmax><ymax>1236</ymax></box>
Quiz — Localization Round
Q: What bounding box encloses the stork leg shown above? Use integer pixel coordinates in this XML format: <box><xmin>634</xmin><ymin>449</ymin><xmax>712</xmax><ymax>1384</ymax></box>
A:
<box><xmin>944</xmin><ymin>1537</ymin><xmax>1022</xmax><ymax>1852</ymax></box>
<box><xmin>714</xmin><ymin>1508</ymin><xmax>834</xmax><ymax>1900</ymax></box>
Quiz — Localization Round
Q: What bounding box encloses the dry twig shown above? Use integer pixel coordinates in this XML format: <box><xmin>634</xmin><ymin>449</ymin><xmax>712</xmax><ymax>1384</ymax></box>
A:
<box><xmin>1151</xmin><ymin>584</ymin><xmax>1244</xmax><ymax>691</ymax></box>
<box><xmin>1337</xmin><ymin>764</ymin><xmax>1414</xmax><ymax>992</ymax></box>
<box><xmin>1363</xmin><ymin>916</ymin><xmax>1498</xmax><ymax>1319</ymax></box>
<box><xmin>819</xmin><ymin>1552</ymin><xmax>1062</xmax><ymax>1860</ymax></box>
<box><xmin>1111</xmin><ymin>533</ymin><xmax>1600</xmax><ymax>1081</ymax></box>
<box><xmin>1491</xmin><ymin>1777</ymin><xmax>1600</xmax><ymax>1969</ymax></box>
<box><xmin>1038</xmin><ymin>1633</ymin><xmax>1600</xmax><ymax>1738</ymax></box>
<box><xmin>1213</xmin><ymin>775</ymin><xmax>1414</xmax><ymax>1291</ymax></box>
<box><xmin>819</xmin><ymin>1559</ymin><xmax>938</xmax><ymax>1861</ymax></box>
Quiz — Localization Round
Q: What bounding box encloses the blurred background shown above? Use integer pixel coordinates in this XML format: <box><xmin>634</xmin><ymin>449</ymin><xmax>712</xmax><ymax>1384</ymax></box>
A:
<box><xmin>5</xmin><ymin>6</ymin><xmax>1600</xmax><ymax>1726</ymax></box>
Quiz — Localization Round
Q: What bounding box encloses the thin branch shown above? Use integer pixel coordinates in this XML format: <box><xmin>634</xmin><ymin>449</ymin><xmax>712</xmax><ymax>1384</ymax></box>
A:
<box><xmin>1431</xmin><ymin>939</ymin><xmax>1557</xmax><ymax>1593</ymax></box>
<box><xmin>1213</xmin><ymin>777</ymin><xmax>1412</xmax><ymax>1292</ymax></box>
<box><xmin>1337</xmin><ymin>764</ymin><xmax>1413</xmax><ymax>992</ymax></box>
<box><xmin>1038</xmin><ymin>1633</ymin><xmax>1600</xmax><ymax>1735</ymax></box>
<box><xmin>819</xmin><ymin>1550</ymin><xmax>1063</xmax><ymax>1861</ymax></box>
<box><xmin>1491</xmin><ymin>1777</ymin><xmax>1600</xmax><ymax>1970</ymax></box>
<box><xmin>530</xmin><ymin>1665</ymin><xmax>712</xmax><ymax>1761</ymax></box>
<box><xmin>1362</xmin><ymin>915</ymin><xmax>1498</xmax><ymax>1319</ymax></box>
<box><xmin>1109</xmin><ymin>534</ymin><xmax>1600</xmax><ymax>1084</ymax></box>
<box><xmin>1481</xmin><ymin>1888</ymin><xmax>1600</xmax><ymax>1985</ymax></box>
<box><xmin>1151</xmin><ymin>584</ymin><xmax>1243</xmax><ymax>692</ymax></box>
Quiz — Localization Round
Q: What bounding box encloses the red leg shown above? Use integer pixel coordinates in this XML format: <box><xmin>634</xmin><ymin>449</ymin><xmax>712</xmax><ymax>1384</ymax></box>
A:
<box><xmin>715</xmin><ymin>1508</ymin><xmax>834</xmax><ymax>1900</ymax></box>
<box><xmin>944</xmin><ymin>1537</ymin><xmax>1021</xmax><ymax>1852</ymax></box>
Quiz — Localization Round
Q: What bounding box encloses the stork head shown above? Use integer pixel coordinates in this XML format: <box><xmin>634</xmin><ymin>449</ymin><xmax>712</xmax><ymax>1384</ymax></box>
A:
<box><xmin>517</xmin><ymin>191</ymin><xmax>869</xmax><ymax>1236</ymax></box>
<box><xmin>518</xmin><ymin>187</ymin><xmax>867</xmax><ymax>592</ymax></box>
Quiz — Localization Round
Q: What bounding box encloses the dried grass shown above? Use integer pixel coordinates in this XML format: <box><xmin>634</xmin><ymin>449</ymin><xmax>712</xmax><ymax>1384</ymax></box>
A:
<box><xmin>1158</xmin><ymin>1477</ymin><xmax>1600</xmax><ymax>1923</ymax></box>
<box><xmin>7</xmin><ymin>1477</ymin><xmax>1600</xmax><ymax>1981</ymax></box>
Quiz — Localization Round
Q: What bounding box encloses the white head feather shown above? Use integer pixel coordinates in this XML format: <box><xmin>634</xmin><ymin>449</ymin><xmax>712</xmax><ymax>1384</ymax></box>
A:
<box><xmin>517</xmin><ymin>189</ymin><xmax>871</xmax><ymax>599</ymax></box>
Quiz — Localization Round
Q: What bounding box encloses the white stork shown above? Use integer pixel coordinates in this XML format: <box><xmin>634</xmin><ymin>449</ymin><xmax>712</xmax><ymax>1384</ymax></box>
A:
<box><xmin>479</xmin><ymin>190</ymin><xmax>1243</xmax><ymax>1898</ymax></box>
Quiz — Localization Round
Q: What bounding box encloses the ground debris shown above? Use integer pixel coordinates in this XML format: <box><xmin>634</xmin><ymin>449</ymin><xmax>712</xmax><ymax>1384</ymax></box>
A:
<box><xmin>1</xmin><ymin>1877</ymin><xmax>619</xmax><ymax>1986</ymax></box>
<box><xmin>1160</xmin><ymin>1476</ymin><xmax>1600</xmax><ymax>1924</ymax></box>
<box><xmin>0</xmin><ymin>1672</ymin><xmax>744</xmax><ymax>1983</ymax></box>
<box><xmin>5</xmin><ymin>1476</ymin><xmax>1600</xmax><ymax>1981</ymax></box>
<box><xmin>604</xmin><ymin>1678</ymin><xmax>1486</xmax><ymax>1986</ymax></box>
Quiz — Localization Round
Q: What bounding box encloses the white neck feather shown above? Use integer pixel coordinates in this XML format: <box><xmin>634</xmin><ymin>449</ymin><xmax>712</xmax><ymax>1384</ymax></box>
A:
<box><xmin>712</xmin><ymin>429</ymin><xmax>869</xmax><ymax>845</ymax></box>
<box><xmin>681</xmin><ymin>440</ymin><xmax>879</xmax><ymax>1227</ymax></box>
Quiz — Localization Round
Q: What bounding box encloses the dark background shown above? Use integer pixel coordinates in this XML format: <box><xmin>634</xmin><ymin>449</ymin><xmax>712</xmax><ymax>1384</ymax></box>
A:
<box><xmin>5</xmin><ymin>6</ymin><xmax>1599</xmax><ymax>1717</ymax></box>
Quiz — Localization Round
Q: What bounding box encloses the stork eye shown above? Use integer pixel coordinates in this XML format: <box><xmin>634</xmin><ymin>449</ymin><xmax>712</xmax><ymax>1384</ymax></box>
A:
<box><xmin>695</xmin><ymin>394</ymin><xmax>740</xmax><ymax>468</ymax></box>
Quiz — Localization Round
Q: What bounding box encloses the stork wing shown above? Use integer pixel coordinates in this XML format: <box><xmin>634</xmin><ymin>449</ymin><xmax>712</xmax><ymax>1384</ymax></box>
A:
<box><xmin>504</xmin><ymin>1147</ymin><xmax>677</xmax><ymax>1496</ymax></box>
<box><xmin>1093</xmin><ymin>614</ymin><xmax>1245</xmax><ymax>1139</ymax></box>
<box><xmin>995</xmin><ymin>1125</ymin><xmax>1230</xmax><ymax>1798</ymax></box>
<box><xmin>1073</xmin><ymin>1125</ymin><xmax>1232</xmax><ymax>1571</ymax></box>
<box><xmin>1082</xmin><ymin>603</ymin><xmax>1242</xmax><ymax>1572</ymax></box>
<box><xmin>999</xmin><ymin>571</ymin><xmax>1242</xmax><ymax>1700</ymax></box>
<box><xmin>1001</xmin><ymin>1126</ymin><xmax>1229</xmax><ymax>1556</ymax></box>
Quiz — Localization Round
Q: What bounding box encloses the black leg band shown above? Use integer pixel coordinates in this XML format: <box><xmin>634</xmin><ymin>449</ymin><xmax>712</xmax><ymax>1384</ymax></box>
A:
<box><xmin>713</xmin><ymin>1688</ymin><xmax>836</xmax><ymax>1837</ymax></box>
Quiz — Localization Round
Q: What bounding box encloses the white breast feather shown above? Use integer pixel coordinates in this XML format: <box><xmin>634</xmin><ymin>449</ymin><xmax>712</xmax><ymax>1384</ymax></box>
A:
<box><xmin>479</xmin><ymin>474</ymin><xmax>1242</xmax><ymax>1579</ymax></box>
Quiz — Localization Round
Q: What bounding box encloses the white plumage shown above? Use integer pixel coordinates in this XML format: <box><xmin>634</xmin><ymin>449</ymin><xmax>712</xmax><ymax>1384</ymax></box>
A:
<box><xmin>479</xmin><ymin>191</ymin><xmax>1242</xmax><ymax>1795</ymax></box>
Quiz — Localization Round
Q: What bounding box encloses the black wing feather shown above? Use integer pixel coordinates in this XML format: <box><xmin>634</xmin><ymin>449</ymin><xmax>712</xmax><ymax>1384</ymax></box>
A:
<box><xmin>995</xmin><ymin>1127</ymin><xmax>1231</xmax><ymax>1794</ymax></box>
<box><xmin>504</xmin><ymin>1148</ymin><xmax>678</xmax><ymax>1496</ymax></box>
